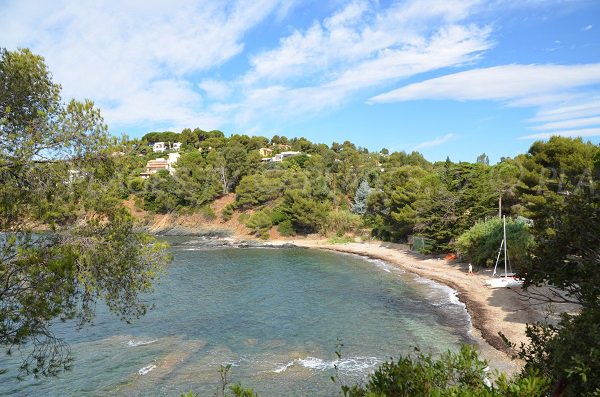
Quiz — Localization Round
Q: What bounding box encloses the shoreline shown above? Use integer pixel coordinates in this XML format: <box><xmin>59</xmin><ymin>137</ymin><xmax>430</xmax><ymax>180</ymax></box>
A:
<box><xmin>261</xmin><ymin>239</ymin><xmax>530</xmax><ymax>373</ymax></box>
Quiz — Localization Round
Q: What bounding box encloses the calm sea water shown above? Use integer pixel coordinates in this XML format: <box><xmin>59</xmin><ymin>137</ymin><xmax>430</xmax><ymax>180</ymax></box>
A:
<box><xmin>1</xmin><ymin>239</ymin><xmax>474</xmax><ymax>396</ymax></box>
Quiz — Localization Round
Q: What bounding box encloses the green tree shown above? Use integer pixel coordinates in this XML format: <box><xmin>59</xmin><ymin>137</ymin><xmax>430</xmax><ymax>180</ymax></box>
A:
<box><xmin>455</xmin><ymin>217</ymin><xmax>532</xmax><ymax>268</ymax></box>
<box><xmin>513</xmin><ymin>166</ymin><xmax>600</xmax><ymax>395</ymax></box>
<box><xmin>0</xmin><ymin>48</ymin><xmax>169</xmax><ymax>377</ymax></box>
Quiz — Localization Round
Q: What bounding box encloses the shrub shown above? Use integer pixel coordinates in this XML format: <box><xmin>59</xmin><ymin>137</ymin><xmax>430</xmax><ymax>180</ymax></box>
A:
<box><xmin>277</xmin><ymin>220</ymin><xmax>295</xmax><ymax>236</ymax></box>
<box><xmin>200</xmin><ymin>205</ymin><xmax>216</xmax><ymax>221</ymax></box>
<box><xmin>455</xmin><ymin>217</ymin><xmax>532</xmax><ymax>267</ymax></box>
<box><xmin>324</xmin><ymin>210</ymin><xmax>360</xmax><ymax>236</ymax></box>
<box><xmin>127</xmin><ymin>177</ymin><xmax>145</xmax><ymax>193</ymax></box>
<box><xmin>244</xmin><ymin>210</ymin><xmax>272</xmax><ymax>235</ymax></box>
<box><xmin>270</xmin><ymin>207</ymin><xmax>288</xmax><ymax>224</ymax></box>
<box><xmin>221</xmin><ymin>204</ymin><xmax>234</xmax><ymax>221</ymax></box>
<box><xmin>340</xmin><ymin>345</ymin><xmax>551</xmax><ymax>397</ymax></box>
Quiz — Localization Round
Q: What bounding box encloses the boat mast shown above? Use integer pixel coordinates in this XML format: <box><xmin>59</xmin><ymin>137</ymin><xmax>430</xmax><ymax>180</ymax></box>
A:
<box><xmin>503</xmin><ymin>215</ymin><xmax>508</xmax><ymax>277</ymax></box>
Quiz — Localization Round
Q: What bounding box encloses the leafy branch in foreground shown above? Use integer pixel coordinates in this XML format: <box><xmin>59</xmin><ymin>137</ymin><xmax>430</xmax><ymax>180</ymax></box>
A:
<box><xmin>1</xmin><ymin>48</ymin><xmax>170</xmax><ymax>378</ymax></box>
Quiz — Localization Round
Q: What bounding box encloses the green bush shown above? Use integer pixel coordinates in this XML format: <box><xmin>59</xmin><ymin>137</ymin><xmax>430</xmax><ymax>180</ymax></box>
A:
<box><xmin>277</xmin><ymin>220</ymin><xmax>295</xmax><ymax>236</ymax></box>
<box><xmin>455</xmin><ymin>217</ymin><xmax>532</xmax><ymax>268</ymax></box>
<box><xmin>244</xmin><ymin>210</ymin><xmax>272</xmax><ymax>235</ymax></box>
<box><xmin>340</xmin><ymin>345</ymin><xmax>551</xmax><ymax>397</ymax></box>
<box><xmin>270</xmin><ymin>207</ymin><xmax>288</xmax><ymax>224</ymax></box>
<box><xmin>221</xmin><ymin>204</ymin><xmax>234</xmax><ymax>221</ymax></box>
<box><xmin>127</xmin><ymin>177</ymin><xmax>145</xmax><ymax>193</ymax></box>
<box><xmin>324</xmin><ymin>209</ymin><xmax>360</xmax><ymax>236</ymax></box>
<box><xmin>200</xmin><ymin>205</ymin><xmax>216</xmax><ymax>220</ymax></box>
<box><xmin>238</xmin><ymin>213</ymin><xmax>250</xmax><ymax>224</ymax></box>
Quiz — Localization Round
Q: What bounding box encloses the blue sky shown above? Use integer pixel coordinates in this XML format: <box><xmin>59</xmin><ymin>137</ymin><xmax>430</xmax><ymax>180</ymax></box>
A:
<box><xmin>1</xmin><ymin>0</ymin><xmax>599</xmax><ymax>163</ymax></box>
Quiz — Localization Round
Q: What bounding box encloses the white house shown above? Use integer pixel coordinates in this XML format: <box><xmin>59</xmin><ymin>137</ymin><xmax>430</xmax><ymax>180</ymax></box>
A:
<box><xmin>153</xmin><ymin>142</ymin><xmax>166</xmax><ymax>153</ymax></box>
<box><xmin>172</xmin><ymin>142</ymin><xmax>182</xmax><ymax>151</ymax></box>
<box><xmin>271</xmin><ymin>151</ymin><xmax>301</xmax><ymax>162</ymax></box>
<box><xmin>140</xmin><ymin>153</ymin><xmax>180</xmax><ymax>179</ymax></box>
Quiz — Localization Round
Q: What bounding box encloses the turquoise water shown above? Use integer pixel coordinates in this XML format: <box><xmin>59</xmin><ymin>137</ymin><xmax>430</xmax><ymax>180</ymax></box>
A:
<box><xmin>1</xmin><ymin>240</ymin><xmax>474</xmax><ymax>396</ymax></box>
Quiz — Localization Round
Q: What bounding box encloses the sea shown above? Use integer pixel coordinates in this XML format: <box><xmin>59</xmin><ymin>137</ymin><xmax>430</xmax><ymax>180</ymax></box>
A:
<box><xmin>0</xmin><ymin>237</ymin><xmax>474</xmax><ymax>396</ymax></box>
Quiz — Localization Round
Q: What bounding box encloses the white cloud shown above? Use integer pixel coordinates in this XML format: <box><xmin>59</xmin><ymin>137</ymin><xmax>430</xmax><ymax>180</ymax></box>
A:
<box><xmin>413</xmin><ymin>133</ymin><xmax>456</xmax><ymax>150</ymax></box>
<box><xmin>234</xmin><ymin>0</ymin><xmax>492</xmax><ymax>127</ymax></box>
<box><xmin>520</xmin><ymin>128</ymin><xmax>600</xmax><ymax>140</ymax></box>
<box><xmin>0</xmin><ymin>0</ymin><xmax>283</xmax><ymax>131</ymax></box>
<box><xmin>369</xmin><ymin>64</ymin><xmax>600</xmax><ymax>140</ymax></box>
<box><xmin>368</xmin><ymin>64</ymin><xmax>600</xmax><ymax>103</ymax></box>
<box><xmin>532</xmin><ymin>116</ymin><xmax>600</xmax><ymax>131</ymax></box>
<box><xmin>529</xmin><ymin>99</ymin><xmax>600</xmax><ymax>122</ymax></box>
<box><xmin>583</xmin><ymin>24</ymin><xmax>593</xmax><ymax>31</ymax></box>
<box><xmin>199</xmin><ymin>80</ymin><xmax>234</xmax><ymax>101</ymax></box>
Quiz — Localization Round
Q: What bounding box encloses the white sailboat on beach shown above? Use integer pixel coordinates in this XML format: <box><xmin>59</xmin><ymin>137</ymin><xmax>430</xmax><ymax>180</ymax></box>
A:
<box><xmin>485</xmin><ymin>215</ymin><xmax>523</xmax><ymax>288</ymax></box>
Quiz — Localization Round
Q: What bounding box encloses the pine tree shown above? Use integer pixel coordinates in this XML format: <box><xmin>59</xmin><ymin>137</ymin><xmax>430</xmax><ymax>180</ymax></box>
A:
<box><xmin>352</xmin><ymin>180</ymin><xmax>372</xmax><ymax>215</ymax></box>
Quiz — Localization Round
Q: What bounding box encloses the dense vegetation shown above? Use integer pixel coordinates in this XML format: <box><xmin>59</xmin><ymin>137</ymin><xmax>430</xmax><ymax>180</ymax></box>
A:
<box><xmin>121</xmin><ymin>124</ymin><xmax>598</xmax><ymax>257</ymax></box>
<box><xmin>3</xmin><ymin>48</ymin><xmax>600</xmax><ymax>395</ymax></box>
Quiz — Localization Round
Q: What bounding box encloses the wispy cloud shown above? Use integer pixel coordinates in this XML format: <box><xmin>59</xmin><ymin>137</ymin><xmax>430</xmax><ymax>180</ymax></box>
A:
<box><xmin>0</xmin><ymin>0</ymin><xmax>285</xmax><ymax>130</ymax></box>
<box><xmin>232</xmin><ymin>0</ymin><xmax>492</xmax><ymax>128</ymax></box>
<box><xmin>368</xmin><ymin>64</ymin><xmax>600</xmax><ymax>103</ymax></box>
<box><xmin>532</xmin><ymin>116</ymin><xmax>600</xmax><ymax>131</ymax></box>
<box><xmin>520</xmin><ymin>128</ymin><xmax>600</xmax><ymax>140</ymax></box>
<box><xmin>583</xmin><ymin>24</ymin><xmax>593</xmax><ymax>31</ymax></box>
<box><xmin>529</xmin><ymin>99</ymin><xmax>600</xmax><ymax>122</ymax></box>
<box><xmin>369</xmin><ymin>64</ymin><xmax>600</xmax><ymax>141</ymax></box>
<box><xmin>413</xmin><ymin>133</ymin><xmax>456</xmax><ymax>150</ymax></box>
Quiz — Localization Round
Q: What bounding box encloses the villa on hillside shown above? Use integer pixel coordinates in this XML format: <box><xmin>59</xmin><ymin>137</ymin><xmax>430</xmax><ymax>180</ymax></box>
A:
<box><xmin>152</xmin><ymin>141</ymin><xmax>182</xmax><ymax>153</ymax></box>
<box><xmin>140</xmin><ymin>152</ymin><xmax>180</xmax><ymax>178</ymax></box>
<box><xmin>271</xmin><ymin>151</ymin><xmax>301</xmax><ymax>162</ymax></box>
<box><xmin>258</xmin><ymin>147</ymin><xmax>273</xmax><ymax>157</ymax></box>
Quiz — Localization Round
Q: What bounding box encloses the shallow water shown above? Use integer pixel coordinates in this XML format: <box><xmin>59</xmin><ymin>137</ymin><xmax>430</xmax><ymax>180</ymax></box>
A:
<box><xmin>1</xmin><ymin>240</ymin><xmax>474</xmax><ymax>396</ymax></box>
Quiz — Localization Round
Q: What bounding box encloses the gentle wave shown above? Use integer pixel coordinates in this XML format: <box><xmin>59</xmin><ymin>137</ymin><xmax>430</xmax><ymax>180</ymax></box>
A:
<box><xmin>413</xmin><ymin>276</ymin><xmax>464</xmax><ymax>307</ymax></box>
<box><xmin>138</xmin><ymin>364</ymin><xmax>156</xmax><ymax>376</ymax></box>
<box><xmin>361</xmin><ymin>254</ymin><xmax>464</xmax><ymax>308</ymax></box>
<box><xmin>273</xmin><ymin>356</ymin><xmax>379</xmax><ymax>374</ymax></box>
<box><xmin>126</xmin><ymin>339</ymin><xmax>158</xmax><ymax>347</ymax></box>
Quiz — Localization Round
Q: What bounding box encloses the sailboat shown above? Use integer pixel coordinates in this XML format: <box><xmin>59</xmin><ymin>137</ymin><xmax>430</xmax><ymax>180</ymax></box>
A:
<box><xmin>485</xmin><ymin>216</ymin><xmax>523</xmax><ymax>288</ymax></box>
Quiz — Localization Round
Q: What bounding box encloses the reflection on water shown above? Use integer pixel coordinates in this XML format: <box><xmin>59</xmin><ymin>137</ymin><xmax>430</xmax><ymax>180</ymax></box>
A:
<box><xmin>0</xmin><ymin>242</ymin><xmax>474</xmax><ymax>396</ymax></box>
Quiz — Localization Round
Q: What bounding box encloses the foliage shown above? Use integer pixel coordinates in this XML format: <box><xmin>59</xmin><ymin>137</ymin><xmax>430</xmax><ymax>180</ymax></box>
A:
<box><xmin>509</xmin><ymin>308</ymin><xmax>600</xmax><ymax>397</ymax></box>
<box><xmin>270</xmin><ymin>207</ymin><xmax>288</xmax><ymax>225</ymax></box>
<box><xmin>221</xmin><ymin>203</ymin><xmax>235</xmax><ymax>221</ymax></box>
<box><xmin>340</xmin><ymin>345</ymin><xmax>550</xmax><ymax>397</ymax></box>
<box><xmin>277</xmin><ymin>220</ymin><xmax>295</xmax><ymax>237</ymax></box>
<box><xmin>281</xmin><ymin>190</ymin><xmax>331</xmax><ymax>234</ymax></box>
<box><xmin>513</xmin><ymin>183</ymin><xmax>600</xmax><ymax>396</ymax></box>
<box><xmin>235</xmin><ymin>172</ymin><xmax>284</xmax><ymax>209</ymax></box>
<box><xmin>0</xmin><ymin>48</ymin><xmax>169</xmax><ymax>377</ymax></box>
<box><xmin>324</xmin><ymin>210</ymin><xmax>360</xmax><ymax>236</ymax></box>
<box><xmin>351</xmin><ymin>180</ymin><xmax>372</xmax><ymax>215</ymax></box>
<box><xmin>244</xmin><ymin>209</ymin><xmax>272</xmax><ymax>236</ymax></box>
<box><xmin>455</xmin><ymin>217</ymin><xmax>532</xmax><ymax>267</ymax></box>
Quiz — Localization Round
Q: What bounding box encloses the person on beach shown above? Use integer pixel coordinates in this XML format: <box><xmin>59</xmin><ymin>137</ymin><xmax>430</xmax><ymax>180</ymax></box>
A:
<box><xmin>468</xmin><ymin>263</ymin><xmax>473</xmax><ymax>275</ymax></box>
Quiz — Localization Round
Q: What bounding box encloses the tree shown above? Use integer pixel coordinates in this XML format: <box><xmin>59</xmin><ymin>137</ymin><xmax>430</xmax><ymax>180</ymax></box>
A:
<box><xmin>512</xmin><ymin>172</ymin><xmax>600</xmax><ymax>395</ymax></box>
<box><xmin>0</xmin><ymin>48</ymin><xmax>169</xmax><ymax>377</ymax></box>
<box><xmin>351</xmin><ymin>180</ymin><xmax>371</xmax><ymax>215</ymax></box>
<box><xmin>477</xmin><ymin>153</ymin><xmax>490</xmax><ymax>166</ymax></box>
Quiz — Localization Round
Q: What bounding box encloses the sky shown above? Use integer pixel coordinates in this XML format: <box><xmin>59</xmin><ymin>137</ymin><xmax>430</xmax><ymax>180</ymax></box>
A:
<box><xmin>1</xmin><ymin>0</ymin><xmax>599</xmax><ymax>163</ymax></box>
